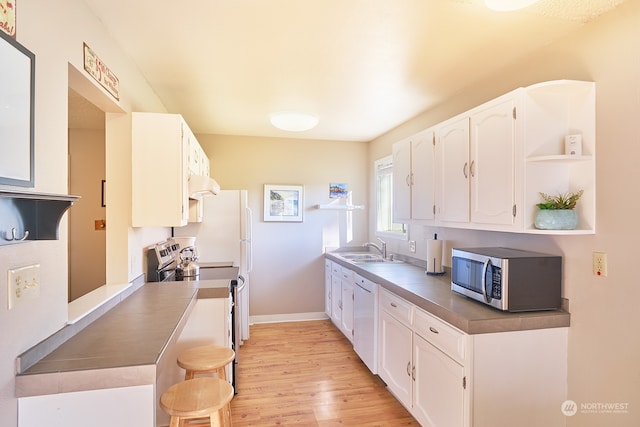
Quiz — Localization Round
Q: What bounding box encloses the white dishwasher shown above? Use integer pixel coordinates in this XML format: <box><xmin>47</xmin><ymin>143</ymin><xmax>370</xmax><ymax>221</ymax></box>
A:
<box><xmin>353</xmin><ymin>273</ymin><xmax>378</xmax><ymax>374</ymax></box>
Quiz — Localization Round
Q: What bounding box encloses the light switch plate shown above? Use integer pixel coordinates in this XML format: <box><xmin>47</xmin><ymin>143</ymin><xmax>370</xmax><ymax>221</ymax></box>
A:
<box><xmin>8</xmin><ymin>264</ymin><xmax>41</xmax><ymax>309</ymax></box>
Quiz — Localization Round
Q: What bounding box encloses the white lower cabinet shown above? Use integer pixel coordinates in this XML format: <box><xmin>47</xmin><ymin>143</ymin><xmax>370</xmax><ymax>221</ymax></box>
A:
<box><xmin>378</xmin><ymin>288</ymin><xmax>567</xmax><ymax>427</ymax></box>
<box><xmin>340</xmin><ymin>278</ymin><xmax>354</xmax><ymax>342</ymax></box>
<box><xmin>378</xmin><ymin>309</ymin><xmax>413</xmax><ymax>408</ymax></box>
<box><xmin>340</xmin><ymin>267</ymin><xmax>355</xmax><ymax>342</ymax></box>
<box><xmin>324</xmin><ymin>259</ymin><xmax>332</xmax><ymax>318</ymax></box>
<box><xmin>329</xmin><ymin>262</ymin><xmax>342</xmax><ymax>327</ymax></box>
<box><xmin>413</xmin><ymin>330</ymin><xmax>465</xmax><ymax>427</ymax></box>
<box><xmin>327</xmin><ymin>262</ymin><xmax>354</xmax><ymax>343</ymax></box>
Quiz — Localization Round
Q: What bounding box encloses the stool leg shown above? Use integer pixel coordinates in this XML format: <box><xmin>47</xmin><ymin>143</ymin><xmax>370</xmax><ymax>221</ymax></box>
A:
<box><xmin>224</xmin><ymin>405</ymin><xmax>232</xmax><ymax>427</ymax></box>
<box><xmin>210</xmin><ymin>411</ymin><xmax>221</xmax><ymax>427</ymax></box>
<box><xmin>184</xmin><ymin>369</ymin><xmax>195</xmax><ymax>380</ymax></box>
<box><xmin>169</xmin><ymin>415</ymin><xmax>180</xmax><ymax>427</ymax></box>
<box><xmin>216</xmin><ymin>366</ymin><xmax>227</xmax><ymax>381</ymax></box>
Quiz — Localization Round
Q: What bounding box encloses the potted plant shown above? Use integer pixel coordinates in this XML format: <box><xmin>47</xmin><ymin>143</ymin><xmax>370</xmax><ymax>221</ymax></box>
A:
<box><xmin>534</xmin><ymin>190</ymin><xmax>583</xmax><ymax>230</ymax></box>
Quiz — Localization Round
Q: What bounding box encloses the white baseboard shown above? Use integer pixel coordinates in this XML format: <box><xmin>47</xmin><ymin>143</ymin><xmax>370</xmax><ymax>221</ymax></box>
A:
<box><xmin>249</xmin><ymin>312</ymin><xmax>329</xmax><ymax>324</ymax></box>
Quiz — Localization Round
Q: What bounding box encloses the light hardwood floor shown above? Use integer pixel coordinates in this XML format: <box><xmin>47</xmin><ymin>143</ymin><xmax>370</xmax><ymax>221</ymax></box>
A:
<box><xmin>230</xmin><ymin>320</ymin><xmax>420</xmax><ymax>426</ymax></box>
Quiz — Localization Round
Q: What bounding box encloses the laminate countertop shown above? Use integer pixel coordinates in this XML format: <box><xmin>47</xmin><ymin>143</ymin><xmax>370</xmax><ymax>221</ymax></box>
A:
<box><xmin>15</xmin><ymin>279</ymin><xmax>232</xmax><ymax>398</ymax></box>
<box><xmin>326</xmin><ymin>252</ymin><xmax>570</xmax><ymax>335</ymax></box>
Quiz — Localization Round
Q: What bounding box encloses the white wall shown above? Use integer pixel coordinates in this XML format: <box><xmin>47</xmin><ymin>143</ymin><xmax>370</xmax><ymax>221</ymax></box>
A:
<box><xmin>0</xmin><ymin>1</ymin><xmax>168</xmax><ymax>425</ymax></box>
<box><xmin>198</xmin><ymin>134</ymin><xmax>369</xmax><ymax>320</ymax></box>
<box><xmin>369</xmin><ymin>2</ymin><xmax>640</xmax><ymax>426</ymax></box>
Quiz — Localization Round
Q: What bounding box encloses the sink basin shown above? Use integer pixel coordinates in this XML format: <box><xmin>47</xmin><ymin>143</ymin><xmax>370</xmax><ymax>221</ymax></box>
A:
<box><xmin>335</xmin><ymin>252</ymin><xmax>402</xmax><ymax>264</ymax></box>
<box><xmin>340</xmin><ymin>253</ymin><xmax>382</xmax><ymax>260</ymax></box>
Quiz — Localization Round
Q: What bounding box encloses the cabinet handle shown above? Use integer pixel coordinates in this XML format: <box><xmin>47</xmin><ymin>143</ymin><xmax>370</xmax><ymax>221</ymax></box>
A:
<box><xmin>406</xmin><ymin>361</ymin><xmax>411</xmax><ymax>377</ymax></box>
<box><xmin>405</xmin><ymin>174</ymin><xmax>411</xmax><ymax>187</ymax></box>
<box><xmin>390</xmin><ymin>302</ymin><xmax>398</xmax><ymax>308</ymax></box>
<box><xmin>412</xmin><ymin>365</ymin><xmax>416</xmax><ymax>381</ymax></box>
<box><xmin>463</xmin><ymin>162</ymin><xmax>469</xmax><ymax>178</ymax></box>
<box><xmin>429</xmin><ymin>326</ymin><xmax>439</xmax><ymax>334</ymax></box>
<box><xmin>470</xmin><ymin>160</ymin><xmax>475</xmax><ymax>177</ymax></box>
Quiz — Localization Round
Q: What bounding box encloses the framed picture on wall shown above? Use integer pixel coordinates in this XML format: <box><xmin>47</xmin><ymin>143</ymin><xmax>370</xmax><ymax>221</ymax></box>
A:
<box><xmin>0</xmin><ymin>27</ymin><xmax>35</xmax><ymax>187</ymax></box>
<box><xmin>264</xmin><ymin>184</ymin><xmax>304</xmax><ymax>222</ymax></box>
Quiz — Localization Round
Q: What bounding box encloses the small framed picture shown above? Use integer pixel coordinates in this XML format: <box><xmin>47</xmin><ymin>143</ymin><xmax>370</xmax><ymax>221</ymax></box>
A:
<box><xmin>330</xmin><ymin>183</ymin><xmax>349</xmax><ymax>199</ymax></box>
<box><xmin>264</xmin><ymin>184</ymin><xmax>304</xmax><ymax>222</ymax></box>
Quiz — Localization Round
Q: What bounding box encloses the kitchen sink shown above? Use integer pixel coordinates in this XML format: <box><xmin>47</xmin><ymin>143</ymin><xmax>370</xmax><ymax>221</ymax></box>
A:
<box><xmin>335</xmin><ymin>252</ymin><xmax>403</xmax><ymax>264</ymax></box>
<box><xmin>340</xmin><ymin>253</ymin><xmax>382</xmax><ymax>260</ymax></box>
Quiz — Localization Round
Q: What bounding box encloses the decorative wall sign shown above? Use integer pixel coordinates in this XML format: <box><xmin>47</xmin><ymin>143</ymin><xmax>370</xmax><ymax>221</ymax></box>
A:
<box><xmin>83</xmin><ymin>43</ymin><xmax>120</xmax><ymax>100</ymax></box>
<box><xmin>0</xmin><ymin>0</ymin><xmax>16</xmax><ymax>38</ymax></box>
<box><xmin>264</xmin><ymin>184</ymin><xmax>303</xmax><ymax>222</ymax></box>
<box><xmin>330</xmin><ymin>183</ymin><xmax>349</xmax><ymax>199</ymax></box>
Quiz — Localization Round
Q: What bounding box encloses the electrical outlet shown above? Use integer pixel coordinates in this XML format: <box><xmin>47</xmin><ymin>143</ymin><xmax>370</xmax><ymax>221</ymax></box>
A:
<box><xmin>7</xmin><ymin>264</ymin><xmax>41</xmax><ymax>309</ymax></box>
<box><xmin>593</xmin><ymin>252</ymin><xmax>607</xmax><ymax>277</ymax></box>
<box><xmin>409</xmin><ymin>241</ymin><xmax>416</xmax><ymax>253</ymax></box>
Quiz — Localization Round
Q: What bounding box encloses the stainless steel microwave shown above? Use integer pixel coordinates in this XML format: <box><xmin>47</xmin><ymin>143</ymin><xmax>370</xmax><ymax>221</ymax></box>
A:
<box><xmin>451</xmin><ymin>247</ymin><xmax>562</xmax><ymax>312</ymax></box>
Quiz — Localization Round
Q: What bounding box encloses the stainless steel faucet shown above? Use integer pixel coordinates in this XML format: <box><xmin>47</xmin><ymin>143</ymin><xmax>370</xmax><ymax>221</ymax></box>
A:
<box><xmin>363</xmin><ymin>238</ymin><xmax>387</xmax><ymax>259</ymax></box>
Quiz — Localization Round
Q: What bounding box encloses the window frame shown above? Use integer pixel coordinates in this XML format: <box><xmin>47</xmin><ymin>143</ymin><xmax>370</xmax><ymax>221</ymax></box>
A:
<box><xmin>374</xmin><ymin>155</ymin><xmax>408</xmax><ymax>240</ymax></box>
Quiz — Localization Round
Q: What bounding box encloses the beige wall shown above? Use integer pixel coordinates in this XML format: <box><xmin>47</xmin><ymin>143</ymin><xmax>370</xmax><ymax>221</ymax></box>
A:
<box><xmin>0</xmin><ymin>1</ymin><xmax>169</xmax><ymax>425</ymax></box>
<box><xmin>198</xmin><ymin>134</ymin><xmax>369</xmax><ymax>318</ymax></box>
<box><xmin>369</xmin><ymin>2</ymin><xmax>640</xmax><ymax>425</ymax></box>
<box><xmin>68</xmin><ymin>128</ymin><xmax>106</xmax><ymax>301</ymax></box>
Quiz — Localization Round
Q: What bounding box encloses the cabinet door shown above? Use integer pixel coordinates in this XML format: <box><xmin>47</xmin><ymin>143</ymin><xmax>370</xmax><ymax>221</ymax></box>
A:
<box><xmin>392</xmin><ymin>137</ymin><xmax>412</xmax><ymax>222</ymax></box>
<box><xmin>331</xmin><ymin>273</ymin><xmax>342</xmax><ymax>328</ymax></box>
<box><xmin>132</xmin><ymin>113</ymin><xmax>190</xmax><ymax>227</ymax></box>
<box><xmin>470</xmin><ymin>96</ymin><xmax>516</xmax><ymax>226</ymax></box>
<box><xmin>413</xmin><ymin>335</ymin><xmax>465</xmax><ymax>427</ymax></box>
<box><xmin>412</xmin><ymin>129</ymin><xmax>436</xmax><ymax>221</ymax></box>
<box><xmin>378</xmin><ymin>310</ymin><xmax>413</xmax><ymax>408</ymax></box>
<box><xmin>324</xmin><ymin>260</ymin><xmax>332</xmax><ymax>317</ymax></box>
<box><xmin>341</xmin><ymin>280</ymin><xmax>354</xmax><ymax>342</ymax></box>
<box><xmin>436</xmin><ymin>116</ymin><xmax>470</xmax><ymax>223</ymax></box>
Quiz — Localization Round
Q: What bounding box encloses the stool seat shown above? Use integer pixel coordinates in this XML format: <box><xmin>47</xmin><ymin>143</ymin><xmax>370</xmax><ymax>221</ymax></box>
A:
<box><xmin>160</xmin><ymin>377</ymin><xmax>233</xmax><ymax>427</ymax></box>
<box><xmin>178</xmin><ymin>345</ymin><xmax>235</xmax><ymax>381</ymax></box>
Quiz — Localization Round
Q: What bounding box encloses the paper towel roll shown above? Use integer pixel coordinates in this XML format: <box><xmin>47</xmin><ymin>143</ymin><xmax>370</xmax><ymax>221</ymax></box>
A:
<box><xmin>426</xmin><ymin>238</ymin><xmax>444</xmax><ymax>275</ymax></box>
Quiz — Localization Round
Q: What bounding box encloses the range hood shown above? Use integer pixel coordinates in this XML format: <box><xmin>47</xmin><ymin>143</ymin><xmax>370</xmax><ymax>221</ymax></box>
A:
<box><xmin>188</xmin><ymin>175</ymin><xmax>220</xmax><ymax>200</ymax></box>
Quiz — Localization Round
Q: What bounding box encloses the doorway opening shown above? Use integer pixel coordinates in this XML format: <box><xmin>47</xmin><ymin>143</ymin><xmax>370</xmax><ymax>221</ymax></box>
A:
<box><xmin>67</xmin><ymin>88</ymin><xmax>106</xmax><ymax>302</ymax></box>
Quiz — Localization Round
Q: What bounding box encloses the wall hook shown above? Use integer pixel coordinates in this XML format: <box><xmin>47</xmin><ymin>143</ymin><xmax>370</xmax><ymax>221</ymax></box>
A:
<box><xmin>3</xmin><ymin>228</ymin><xmax>29</xmax><ymax>241</ymax></box>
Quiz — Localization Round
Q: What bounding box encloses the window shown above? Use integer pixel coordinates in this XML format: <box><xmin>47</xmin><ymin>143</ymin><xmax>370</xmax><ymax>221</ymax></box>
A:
<box><xmin>375</xmin><ymin>156</ymin><xmax>407</xmax><ymax>239</ymax></box>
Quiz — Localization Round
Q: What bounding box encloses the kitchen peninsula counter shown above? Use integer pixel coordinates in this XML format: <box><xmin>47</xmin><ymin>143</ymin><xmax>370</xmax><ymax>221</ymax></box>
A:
<box><xmin>15</xmin><ymin>279</ymin><xmax>231</xmax><ymax>398</ymax></box>
<box><xmin>326</xmin><ymin>252</ymin><xmax>570</xmax><ymax>334</ymax></box>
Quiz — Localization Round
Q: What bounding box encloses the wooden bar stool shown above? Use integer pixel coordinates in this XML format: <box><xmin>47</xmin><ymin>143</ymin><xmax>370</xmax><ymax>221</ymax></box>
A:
<box><xmin>178</xmin><ymin>345</ymin><xmax>235</xmax><ymax>381</ymax></box>
<box><xmin>160</xmin><ymin>377</ymin><xmax>233</xmax><ymax>427</ymax></box>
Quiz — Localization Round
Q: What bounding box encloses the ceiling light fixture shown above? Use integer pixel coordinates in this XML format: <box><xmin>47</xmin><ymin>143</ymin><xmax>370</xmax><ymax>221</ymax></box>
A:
<box><xmin>484</xmin><ymin>0</ymin><xmax>540</xmax><ymax>12</ymax></box>
<box><xmin>269</xmin><ymin>111</ymin><xmax>319</xmax><ymax>132</ymax></box>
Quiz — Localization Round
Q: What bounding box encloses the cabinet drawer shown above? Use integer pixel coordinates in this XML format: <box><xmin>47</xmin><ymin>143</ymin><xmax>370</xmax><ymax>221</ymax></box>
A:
<box><xmin>414</xmin><ymin>307</ymin><xmax>466</xmax><ymax>363</ymax></box>
<box><xmin>331</xmin><ymin>263</ymin><xmax>341</xmax><ymax>275</ymax></box>
<box><xmin>379</xmin><ymin>289</ymin><xmax>413</xmax><ymax>326</ymax></box>
<box><xmin>341</xmin><ymin>266</ymin><xmax>355</xmax><ymax>281</ymax></box>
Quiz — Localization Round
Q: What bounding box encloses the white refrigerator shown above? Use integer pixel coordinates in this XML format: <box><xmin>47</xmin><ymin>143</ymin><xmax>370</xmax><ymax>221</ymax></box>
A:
<box><xmin>174</xmin><ymin>189</ymin><xmax>252</xmax><ymax>343</ymax></box>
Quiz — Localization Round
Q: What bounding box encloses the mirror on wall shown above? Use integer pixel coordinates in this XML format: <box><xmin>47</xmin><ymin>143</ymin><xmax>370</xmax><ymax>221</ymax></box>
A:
<box><xmin>0</xmin><ymin>30</ymin><xmax>35</xmax><ymax>187</ymax></box>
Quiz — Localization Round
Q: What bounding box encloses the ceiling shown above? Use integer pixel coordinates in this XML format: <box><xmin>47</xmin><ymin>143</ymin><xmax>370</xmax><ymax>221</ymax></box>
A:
<box><xmin>72</xmin><ymin>0</ymin><xmax>627</xmax><ymax>140</ymax></box>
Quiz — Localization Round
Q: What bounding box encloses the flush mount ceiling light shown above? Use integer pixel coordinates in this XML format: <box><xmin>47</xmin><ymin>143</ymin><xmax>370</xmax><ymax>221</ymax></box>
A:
<box><xmin>269</xmin><ymin>111</ymin><xmax>319</xmax><ymax>132</ymax></box>
<box><xmin>484</xmin><ymin>0</ymin><xmax>540</xmax><ymax>11</ymax></box>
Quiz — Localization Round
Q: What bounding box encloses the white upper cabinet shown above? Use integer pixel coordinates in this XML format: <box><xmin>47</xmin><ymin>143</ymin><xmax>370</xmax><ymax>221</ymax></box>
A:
<box><xmin>132</xmin><ymin>112</ymin><xmax>209</xmax><ymax>227</ymax></box>
<box><xmin>393</xmin><ymin>128</ymin><xmax>436</xmax><ymax>222</ymax></box>
<box><xmin>436</xmin><ymin>116</ymin><xmax>470</xmax><ymax>224</ymax></box>
<box><xmin>404</xmin><ymin>80</ymin><xmax>595</xmax><ymax>234</ymax></box>
<box><xmin>469</xmin><ymin>93</ymin><xmax>519</xmax><ymax>228</ymax></box>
